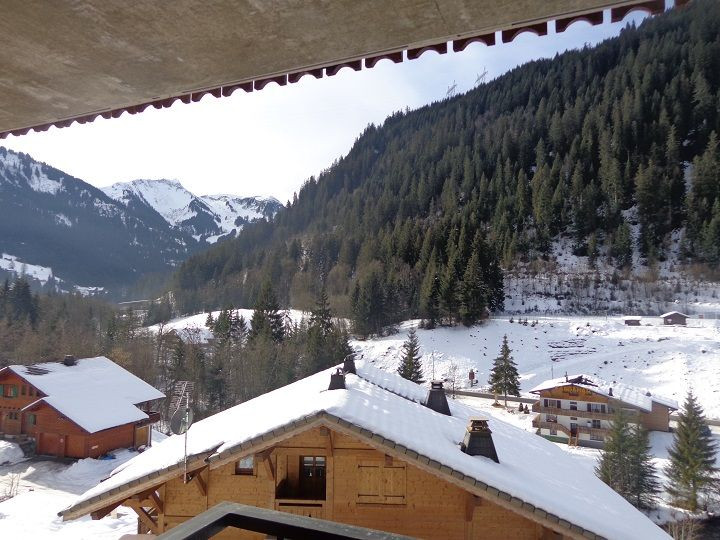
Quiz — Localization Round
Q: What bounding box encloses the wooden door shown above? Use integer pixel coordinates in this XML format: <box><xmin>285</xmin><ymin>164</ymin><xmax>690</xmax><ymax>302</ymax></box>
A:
<box><xmin>134</xmin><ymin>425</ymin><xmax>150</xmax><ymax>448</ymax></box>
<box><xmin>38</xmin><ymin>432</ymin><xmax>65</xmax><ymax>457</ymax></box>
<box><xmin>570</xmin><ymin>422</ymin><xmax>578</xmax><ymax>436</ymax></box>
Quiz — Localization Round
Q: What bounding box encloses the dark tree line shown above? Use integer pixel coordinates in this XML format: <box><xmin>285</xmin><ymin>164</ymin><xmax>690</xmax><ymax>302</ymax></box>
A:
<box><xmin>173</xmin><ymin>1</ymin><xmax>720</xmax><ymax>330</ymax></box>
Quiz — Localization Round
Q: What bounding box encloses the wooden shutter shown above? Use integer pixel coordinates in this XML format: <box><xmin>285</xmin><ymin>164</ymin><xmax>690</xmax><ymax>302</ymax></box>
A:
<box><xmin>357</xmin><ymin>461</ymin><xmax>406</xmax><ymax>504</ymax></box>
<box><xmin>357</xmin><ymin>462</ymin><xmax>381</xmax><ymax>503</ymax></box>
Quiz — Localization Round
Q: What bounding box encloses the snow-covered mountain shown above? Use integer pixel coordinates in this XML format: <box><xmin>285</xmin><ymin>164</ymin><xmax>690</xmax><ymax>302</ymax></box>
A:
<box><xmin>0</xmin><ymin>147</ymin><xmax>282</xmax><ymax>292</ymax></box>
<box><xmin>102</xmin><ymin>179</ymin><xmax>281</xmax><ymax>243</ymax></box>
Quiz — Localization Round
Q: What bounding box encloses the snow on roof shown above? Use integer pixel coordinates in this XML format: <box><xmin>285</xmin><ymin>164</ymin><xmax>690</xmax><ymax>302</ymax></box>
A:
<box><xmin>65</xmin><ymin>362</ymin><xmax>669</xmax><ymax>539</ymax></box>
<box><xmin>6</xmin><ymin>356</ymin><xmax>164</xmax><ymax>404</ymax></box>
<box><xmin>623</xmin><ymin>316</ymin><xmax>642</xmax><ymax>321</ymax></box>
<box><xmin>660</xmin><ymin>311</ymin><xmax>688</xmax><ymax>318</ymax></box>
<box><xmin>25</xmin><ymin>394</ymin><xmax>148</xmax><ymax>434</ymax></box>
<box><xmin>529</xmin><ymin>374</ymin><xmax>678</xmax><ymax>412</ymax></box>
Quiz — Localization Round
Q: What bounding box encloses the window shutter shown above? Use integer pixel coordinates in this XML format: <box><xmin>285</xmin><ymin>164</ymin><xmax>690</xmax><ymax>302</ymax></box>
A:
<box><xmin>357</xmin><ymin>463</ymin><xmax>381</xmax><ymax>502</ymax></box>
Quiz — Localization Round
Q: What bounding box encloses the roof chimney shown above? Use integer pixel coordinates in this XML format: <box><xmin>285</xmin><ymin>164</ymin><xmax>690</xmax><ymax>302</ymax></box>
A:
<box><xmin>461</xmin><ymin>418</ymin><xmax>499</xmax><ymax>463</ymax></box>
<box><xmin>62</xmin><ymin>355</ymin><xmax>76</xmax><ymax>367</ymax></box>
<box><xmin>343</xmin><ymin>354</ymin><xmax>356</xmax><ymax>375</ymax></box>
<box><xmin>609</xmin><ymin>387</ymin><xmax>613</xmax><ymax>396</ymax></box>
<box><xmin>328</xmin><ymin>368</ymin><xmax>346</xmax><ymax>390</ymax></box>
<box><xmin>425</xmin><ymin>381</ymin><xmax>451</xmax><ymax>416</ymax></box>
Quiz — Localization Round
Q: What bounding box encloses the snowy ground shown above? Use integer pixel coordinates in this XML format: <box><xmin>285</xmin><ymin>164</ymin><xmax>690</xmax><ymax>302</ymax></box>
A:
<box><xmin>0</xmin><ymin>432</ymin><xmax>167</xmax><ymax>538</ymax></box>
<box><xmin>0</xmin><ymin>442</ymin><xmax>24</xmax><ymax>466</ymax></box>
<box><xmin>147</xmin><ymin>308</ymin><xmax>309</xmax><ymax>342</ymax></box>
<box><xmin>351</xmin><ymin>316</ymin><xmax>720</xmax><ymax>418</ymax></box>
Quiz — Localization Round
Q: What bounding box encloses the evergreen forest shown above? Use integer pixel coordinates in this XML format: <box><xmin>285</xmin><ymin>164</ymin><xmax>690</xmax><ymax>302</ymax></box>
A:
<box><xmin>173</xmin><ymin>1</ymin><xmax>720</xmax><ymax>334</ymax></box>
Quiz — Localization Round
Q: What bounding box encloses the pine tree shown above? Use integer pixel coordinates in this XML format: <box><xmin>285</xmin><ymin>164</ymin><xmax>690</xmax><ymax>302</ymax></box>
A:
<box><xmin>665</xmin><ymin>391</ymin><xmax>718</xmax><ymax>511</ymax></box>
<box><xmin>397</xmin><ymin>328</ymin><xmax>424</xmax><ymax>383</ymax></box>
<box><xmin>628</xmin><ymin>426</ymin><xmax>660</xmax><ymax>509</ymax></box>
<box><xmin>488</xmin><ymin>335</ymin><xmax>520</xmax><ymax>407</ymax></box>
<box><xmin>597</xmin><ymin>408</ymin><xmax>634</xmax><ymax>501</ymax></box>
<box><xmin>249</xmin><ymin>281</ymin><xmax>285</xmax><ymax>342</ymax></box>
<box><xmin>459</xmin><ymin>248</ymin><xmax>487</xmax><ymax>327</ymax></box>
<box><xmin>309</xmin><ymin>286</ymin><xmax>333</xmax><ymax>336</ymax></box>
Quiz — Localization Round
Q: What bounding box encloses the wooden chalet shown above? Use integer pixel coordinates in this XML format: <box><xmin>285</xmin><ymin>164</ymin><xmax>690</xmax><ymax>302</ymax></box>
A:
<box><xmin>530</xmin><ymin>374</ymin><xmax>678</xmax><ymax>448</ymax></box>
<box><xmin>0</xmin><ymin>356</ymin><xmax>164</xmax><ymax>458</ymax></box>
<box><xmin>60</xmin><ymin>362</ymin><xmax>670</xmax><ymax>540</ymax></box>
<box><xmin>661</xmin><ymin>311</ymin><xmax>688</xmax><ymax>325</ymax></box>
<box><xmin>623</xmin><ymin>316</ymin><xmax>642</xmax><ymax>326</ymax></box>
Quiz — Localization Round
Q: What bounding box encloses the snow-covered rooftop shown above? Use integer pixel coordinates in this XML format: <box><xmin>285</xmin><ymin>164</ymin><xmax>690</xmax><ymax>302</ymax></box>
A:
<box><xmin>25</xmin><ymin>394</ymin><xmax>149</xmax><ymax>434</ymax></box>
<box><xmin>1</xmin><ymin>357</ymin><xmax>164</xmax><ymax>434</ymax></box>
<box><xmin>65</xmin><ymin>362</ymin><xmax>669</xmax><ymax>539</ymax></box>
<box><xmin>660</xmin><ymin>311</ymin><xmax>688</xmax><ymax>318</ymax></box>
<box><xmin>5</xmin><ymin>356</ymin><xmax>165</xmax><ymax>405</ymax></box>
<box><xmin>529</xmin><ymin>374</ymin><xmax>679</xmax><ymax>412</ymax></box>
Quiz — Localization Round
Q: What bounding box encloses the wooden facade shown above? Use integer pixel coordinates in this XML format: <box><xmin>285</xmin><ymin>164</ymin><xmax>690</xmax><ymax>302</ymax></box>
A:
<box><xmin>531</xmin><ymin>383</ymin><xmax>673</xmax><ymax>448</ymax></box>
<box><xmin>104</xmin><ymin>425</ymin><xmax>566</xmax><ymax>540</ymax></box>
<box><xmin>0</xmin><ymin>364</ymin><xmax>158</xmax><ymax>458</ymax></box>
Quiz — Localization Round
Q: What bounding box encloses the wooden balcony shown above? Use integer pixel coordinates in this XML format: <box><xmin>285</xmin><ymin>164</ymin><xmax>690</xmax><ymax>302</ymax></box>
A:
<box><xmin>531</xmin><ymin>401</ymin><xmax>637</xmax><ymax>421</ymax></box>
<box><xmin>275</xmin><ymin>499</ymin><xmax>325</xmax><ymax>520</ymax></box>
<box><xmin>533</xmin><ymin>420</ymin><xmax>609</xmax><ymax>439</ymax></box>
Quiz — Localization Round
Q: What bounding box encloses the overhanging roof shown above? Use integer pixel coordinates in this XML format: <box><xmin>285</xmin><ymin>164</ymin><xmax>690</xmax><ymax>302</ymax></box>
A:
<box><xmin>0</xmin><ymin>0</ymin><xmax>672</xmax><ymax>139</ymax></box>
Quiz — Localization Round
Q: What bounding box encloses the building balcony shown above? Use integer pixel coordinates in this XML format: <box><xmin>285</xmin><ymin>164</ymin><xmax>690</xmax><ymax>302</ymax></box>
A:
<box><xmin>531</xmin><ymin>402</ymin><xmax>637</xmax><ymax>421</ymax></box>
<box><xmin>533</xmin><ymin>420</ymin><xmax>609</xmax><ymax>439</ymax></box>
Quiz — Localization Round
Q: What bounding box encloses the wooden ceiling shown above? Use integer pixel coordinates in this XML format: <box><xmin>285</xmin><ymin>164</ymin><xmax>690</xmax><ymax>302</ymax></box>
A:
<box><xmin>0</xmin><ymin>0</ymin><xmax>669</xmax><ymax>138</ymax></box>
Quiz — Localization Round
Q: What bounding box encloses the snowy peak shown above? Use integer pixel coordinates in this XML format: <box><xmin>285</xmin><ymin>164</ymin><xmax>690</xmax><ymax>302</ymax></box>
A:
<box><xmin>102</xmin><ymin>179</ymin><xmax>282</xmax><ymax>243</ymax></box>
<box><xmin>0</xmin><ymin>147</ymin><xmax>64</xmax><ymax>195</ymax></box>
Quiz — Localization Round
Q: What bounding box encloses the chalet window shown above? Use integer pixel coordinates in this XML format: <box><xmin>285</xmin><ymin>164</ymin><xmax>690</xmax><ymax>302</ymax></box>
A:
<box><xmin>299</xmin><ymin>456</ymin><xmax>326</xmax><ymax>499</ymax></box>
<box><xmin>234</xmin><ymin>455</ymin><xmax>254</xmax><ymax>475</ymax></box>
<box><xmin>569</xmin><ymin>401</ymin><xmax>577</xmax><ymax>411</ymax></box>
<box><xmin>591</xmin><ymin>420</ymin><xmax>601</xmax><ymax>429</ymax></box>
<box><xmin>27</xmin><ymin>413</ymin><xmax>36</xmax><ymax>425</ymax></box>
<box><xmin>0</xmin><ymin>384</ymin><xmax>3</xmax><ymax>397</ymax></box>
<box><xmin>357</xmin><ymin>460</ymin><xmax>406</xmax><ymax>505</ymax></box>
<box><xmin>21</xmin><ymin>385</ymin><xmax>26</xmax><ymax>396</ymax></box>
<box><xmin>545</xmin><ymin>414</ymin><xmax>557</xmax><ymax>423</ymax></box>
<box><xmin>544</xmin><ymin>399</ymin><xmax>560</xmax><ymax>409</ymax></box>
<box><xmin>549</xmin><ymin>427</ymin><xmax>557</xmax><ymax>436</ymax></box>
<box><xmin>590</xmin><ymin>433</ymin><xmax>604</xmax><ymax>441</ymax></box>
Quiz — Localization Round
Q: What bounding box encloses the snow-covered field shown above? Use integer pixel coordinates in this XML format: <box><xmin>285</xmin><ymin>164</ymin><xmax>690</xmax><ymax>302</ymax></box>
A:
<box><xmin>147</xmin><ymin>308</ymin><xmax>310</xmax><ymax>341</ymax></box>
<box><xmin>0</xmin><ymin>442</ymin><xmax>24</xmax><ymax>466</ymax></box>
<box><xmin>352</xmin><ymin>316</ymin><xmax>720</xmax><ymax>418</ymax></box>
<box><xmin>0</xmin><ymin>433</ymin><xmax>167</xmax><ymax>538</ymax></box>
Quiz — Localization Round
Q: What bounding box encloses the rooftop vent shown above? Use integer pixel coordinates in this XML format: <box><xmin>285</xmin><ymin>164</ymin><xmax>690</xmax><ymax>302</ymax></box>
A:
<box><xmin>62</xmin><ymin>355</ymin><xmax>76</xmax><ymax>367</ymax></box>
<box><xmin>328</xmin><ymin>368</ymin><xmax>346</xmax><ymax>390</ymax></box>
<box><xmin>343</xmin><ymin>354</ymin><xmax>356</xmax><ymax>375</ymax></box>
<box><xmin>609</xmin><ymin>387</ymin><xmax>613</xmax><ymax>396</ymax></box>
<box><xmin>461</xmin><ymin>418</ymin><xmax>499</xmax><ymax>463</ymax></box>
<box><xmin>425</xmin><ymin>381</ymin><xmax>451</xmax><ymax>416</ymax></box>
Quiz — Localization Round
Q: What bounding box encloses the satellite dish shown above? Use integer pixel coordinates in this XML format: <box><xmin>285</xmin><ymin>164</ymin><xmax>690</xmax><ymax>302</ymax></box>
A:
<box><xmin>170</xmin><ymin>405</ymin><xmax>194</xmax><ymax>435</ymax></box>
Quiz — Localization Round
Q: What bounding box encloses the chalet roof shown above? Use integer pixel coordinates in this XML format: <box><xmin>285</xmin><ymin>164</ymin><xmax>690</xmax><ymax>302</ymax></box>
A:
<box><xmin>623</xmin><ymin>315</ymin><xmax>642</xmax><ymax>321</ymax></box>
<box><xmin>23</xmin><ymin>393</ymin><xmax>148</xmax><ymax>434</ymax></box>
<box><xmin>3</xmin><ymin>356</ymin><xmax>164</xmax><ymax>404</ymax></box>
<box><xmin>62</xmin><ymin>362</ymin><xmax>669</xmax><ymax>540</ymax></box>
<box><xmin>529</xmin><ymin>374</ymin><xmax>679</xmax><ymax>412</ymax></box>
<box><xmin>660</xmin><ymin>311</ymin><xmax>688</xmax><ymax>318</ymax></box>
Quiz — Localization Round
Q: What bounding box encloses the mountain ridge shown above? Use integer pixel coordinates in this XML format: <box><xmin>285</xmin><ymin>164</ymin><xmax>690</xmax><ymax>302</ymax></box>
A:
<box><xmin>0</xmin><ymin>147</ymin><xmax>282</xmax><ymax>293</ymax></box>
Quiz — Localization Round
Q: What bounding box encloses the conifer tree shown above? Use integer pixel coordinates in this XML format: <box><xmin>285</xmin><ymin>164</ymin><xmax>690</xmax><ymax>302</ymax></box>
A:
<box><xmin>597</xmin><ymin>408</ymin><xmax>634</xmax><ymax>500</ymax></box>
<box><xmin>397</xmin><ymin>328</ymin><xmax>424</xmax><ymax>383</ymax></box>
<box><xmin>665</xmin><ymin>391</ymin><xmax>718</xmax><ymax>511</ymax></box>
<box><xmin>488</xmin><ymin>335</ymin><xmax>520</xmax><ymax>406</ymax></box>
<box><xmin>249</xmin><ymin>281</ymin><xmax>285</xmax><ymax>342</ymax></box>
<box><xmin>628</xmin><ymin>426</ymin><xmax>660</xmax><ymax>509</ymax></box>
<box><xmin>459</xmin><ymin>248</ymin><xmax>487</xmax><ymax>327</ymax></box>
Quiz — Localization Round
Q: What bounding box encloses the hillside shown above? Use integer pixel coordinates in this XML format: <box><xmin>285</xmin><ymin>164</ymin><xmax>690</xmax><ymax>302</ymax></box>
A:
<box><xmin>172</xmin><ymin>1</ymin><xmax>720</xmax><ymax>324</ymax></box>
<box><xmin>0</xmin><ymin>148</ymin><xmax>280</xmax><ymax>293</ymax></box>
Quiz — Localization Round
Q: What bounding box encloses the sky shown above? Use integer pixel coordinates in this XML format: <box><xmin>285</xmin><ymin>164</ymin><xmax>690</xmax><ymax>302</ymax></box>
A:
<box><xmin>2</xmin><ymin>13</ymin><xmax>647</xmax><ymax>203</ymax></box>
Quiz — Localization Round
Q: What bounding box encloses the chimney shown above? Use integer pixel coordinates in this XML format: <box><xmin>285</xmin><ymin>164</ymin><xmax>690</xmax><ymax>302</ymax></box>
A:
<box><xmin>343</xmin><ymin>354</ymin><xmax>356</xmax><ymax>375</ymax></box>
<box><xmin>425</xmin><ymin>381</ymin><xmax>451</xmax><ymax>416</ymax></box>
<box><xmin>461</xmin><ymin>418</ymin><xmax>499</xmax><ymax>463</ymax></box>
<box><xmin>609</xmin><ymin>387</ymin><xmax>613</xmax><ymax>396</ymax></box>
<box><xmin>62</xmin><ymin>355</ymin><xmax>76</xmax><ymax>367</ymax></box>
<box><xmin>328</xmin><ymin>368</ymin><xmax>346</xmax><ymax>390</ymax></box>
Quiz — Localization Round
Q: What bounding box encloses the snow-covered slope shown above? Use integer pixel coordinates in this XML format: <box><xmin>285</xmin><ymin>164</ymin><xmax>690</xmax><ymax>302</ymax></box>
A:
<box><xmin>351</xmin><ymin>316</ymin><xmax>720</xmax><ymax>418</ymax></box>
<box><xmin>103</xmin><ymin>179</ymin><xmax>282</xmax><ymax>243</ymax></box>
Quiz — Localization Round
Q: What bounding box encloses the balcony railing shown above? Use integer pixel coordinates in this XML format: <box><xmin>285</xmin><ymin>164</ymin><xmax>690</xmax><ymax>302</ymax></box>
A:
<box><xmin>533</xmin><ymin>420</ymin><xmax>609</xmax><ymax>438</ymax></box>
<box><xmin>531</xmin><ymin>402</ymin><xmax>637</xmax><ymax>421</ymax></box>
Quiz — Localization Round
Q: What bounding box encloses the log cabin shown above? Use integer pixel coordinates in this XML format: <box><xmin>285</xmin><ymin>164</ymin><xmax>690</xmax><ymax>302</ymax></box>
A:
<box><xmin>0</xmin><ymin>356</ymin><xmax>164</xmax><ymax>458</ymax></box>
<box><xmin>530</xmin><ymin>374</ymin><xmax>677</xmax><ymax>448</ymax></box>
<box><xmin>661</xmin><ymin>311</ymin><xmax>688</xmax><ymax>325</ymax></box>
<box><xmin>60</xmin><ymin>361</ymin><xmax>670</xmax><ymax>539</ymax></box>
